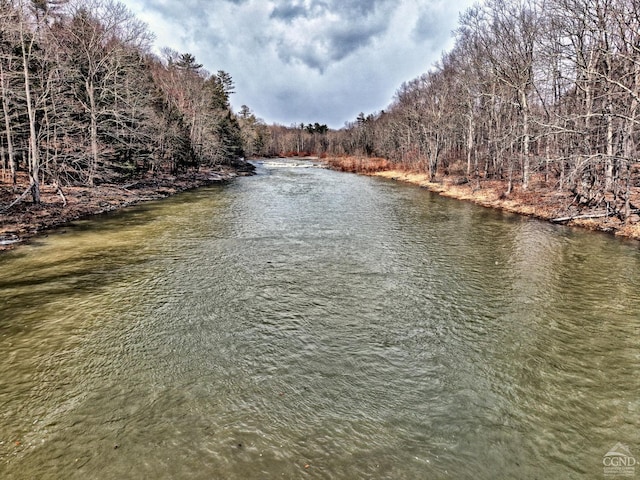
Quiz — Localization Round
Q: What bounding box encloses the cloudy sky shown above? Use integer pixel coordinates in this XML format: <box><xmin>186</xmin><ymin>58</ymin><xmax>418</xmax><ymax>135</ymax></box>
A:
<box><xmin>121</xmin><ymin>0</ymin><xmax>476</xmax><ymax>128</ymax></box>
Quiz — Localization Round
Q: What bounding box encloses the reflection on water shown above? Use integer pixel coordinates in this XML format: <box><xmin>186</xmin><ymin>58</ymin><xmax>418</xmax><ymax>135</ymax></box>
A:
<box><xmin>0</xmin><ymin>158</ymin><xmax>639</xmax><ymax>479</ymax></box>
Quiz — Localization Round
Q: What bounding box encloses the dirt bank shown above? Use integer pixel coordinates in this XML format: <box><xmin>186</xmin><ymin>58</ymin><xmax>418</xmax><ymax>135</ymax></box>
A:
<box><xmin>0</xmin><ymin>165</ymin><xmax>253</xmax><ymax>252</ymax></box>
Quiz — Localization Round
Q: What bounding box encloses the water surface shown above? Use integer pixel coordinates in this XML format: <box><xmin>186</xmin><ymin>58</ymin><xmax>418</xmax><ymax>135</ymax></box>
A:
<box><xmin>0</xmin><ymin>159</ymin><xmax>638</xmax><ymax>479</ymax></box>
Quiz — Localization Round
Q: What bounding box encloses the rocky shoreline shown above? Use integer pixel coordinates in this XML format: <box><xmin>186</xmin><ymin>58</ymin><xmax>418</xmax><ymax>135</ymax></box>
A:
<box><xmin>0</xmin><ymin>164</ymin><xmax>254</xmax><ymax>252</ymax></box>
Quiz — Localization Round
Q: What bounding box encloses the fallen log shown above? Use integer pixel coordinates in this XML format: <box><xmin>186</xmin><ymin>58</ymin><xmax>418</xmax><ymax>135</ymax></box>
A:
<box><xmin>550</xmin><ymin>211</ymin><xmax>611</xmax><ymax>223</ymax></box>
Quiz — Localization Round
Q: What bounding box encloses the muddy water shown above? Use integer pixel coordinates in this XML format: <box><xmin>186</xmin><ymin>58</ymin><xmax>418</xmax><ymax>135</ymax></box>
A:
<box><xmin>0</xmin><ymin>158</ymin><xmax>638</xmax><ymax>479</ymax></box>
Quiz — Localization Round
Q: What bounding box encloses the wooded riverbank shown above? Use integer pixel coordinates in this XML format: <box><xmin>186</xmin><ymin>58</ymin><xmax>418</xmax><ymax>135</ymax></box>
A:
<box><xmin>0</xmin><ymin>163</ymin><xmax>254</xmax><ymax>252</ymax></box>
<box><xmin>326</xmin><ymin>156</ymin><xmax>640</xmax><ymax>241</ymax></box>
<box><xmin>0</xmin><ymin>1</ymin><xmax>255</xmax><ymax>253</ymax></box>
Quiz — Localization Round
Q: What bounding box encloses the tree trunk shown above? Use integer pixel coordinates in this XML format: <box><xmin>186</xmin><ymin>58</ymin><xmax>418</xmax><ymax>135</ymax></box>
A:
<box><xmin>429</xmin><ymin>136</ymin><xmax>440</xmax><ymax>182</ymax></box>
<box><xmin>466</xmin><ymin>108</ymin><xmax>474</xmax><ymax>177</ymax></box>
<box><xmin>605</xmin><ymin>108</ymin><xmax>614</xmax><ymax>190</ymax></box>
<box><xmin>87</xmin><ymin>80</ymin><xmax>98</xmax><ymax>187</ymax></box>
<box><xmin>0</xmin><ymin>62</ymin><xmax>16</xmax><ymax>188</ymax></box>
<box><xmin>21</xmin><ymin>21</ymin><xmax>40</xmax><ymax>203</ymax></box>
<box><xmin>521</xmin><ymin>89</ymin><xmax>530</xmax><ymax>190</ymax></box>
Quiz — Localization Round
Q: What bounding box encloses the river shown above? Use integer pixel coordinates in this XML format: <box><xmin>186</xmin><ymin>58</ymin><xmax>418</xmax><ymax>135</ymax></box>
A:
<box><xmin>0</xmin><ymin>158</ymin><xmax>638</xmax><ymax>479</ymax></box>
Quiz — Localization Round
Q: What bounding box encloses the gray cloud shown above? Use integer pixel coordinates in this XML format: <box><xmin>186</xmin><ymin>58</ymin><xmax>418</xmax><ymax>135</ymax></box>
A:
<box><xmin>272</xmin><ymin>20</ymin><xmax>390</xmax><ymax>72</ymax></box>
<box><xmin>270</xmin><ymin>0</ymin><xmax>393</xmax><ymax>22</ymax></box>
<box><xmin>332</xmin><ymin>22</ymin><xmax>388</xmax><ymax>60</ymax></box>
<box><xmin>268</xmin><ymin>0</ymin><xmax>395</xmax><ymax>71</ymax></box>
<box><xmin>412</xmin><ymin>4</ymin><xmax>454</xmax><ymax>45</ymax></box>
<box><xmin>337</xmin><ymin>0</ymin><xmax>392</xmax><ymax>19</ymax></box>
<box><xmin>123</xmin><ymin>0</ymin><xmax>476</xmax><ymax>127</ymax></box>
<box><xmin>270</xmin><ymin>3</ymin><xmax>308</xmax><ymax>22</ymax></box>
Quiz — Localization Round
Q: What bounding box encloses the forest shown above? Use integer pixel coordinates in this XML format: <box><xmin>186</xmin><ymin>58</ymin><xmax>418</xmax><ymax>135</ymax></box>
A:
<box><xmin>261</xmin><ymin>0</ymin><xmax>640</xmax><ymax>226</ymax></box>
<box><xmin>0</xmin><ymin>0</ymin><xmax>251</xmax><ymax>209</ymax></box>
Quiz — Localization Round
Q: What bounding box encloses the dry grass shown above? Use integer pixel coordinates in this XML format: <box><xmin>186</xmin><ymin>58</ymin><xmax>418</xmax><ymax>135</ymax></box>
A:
<box><xmin>325</xmin><ymin>156</ymin><xmax>394</xmax><ymax>174</ymax></box>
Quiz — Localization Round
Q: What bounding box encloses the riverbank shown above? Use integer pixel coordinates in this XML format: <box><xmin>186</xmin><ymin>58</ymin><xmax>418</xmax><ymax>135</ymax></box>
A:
<box><xmin>0</xmin><ymin>164</ymin><xmax>254</xmax><ymax>252</ymax></box>
<box><xmin>325</xmin><ymin>156</ymin><xmax>640</xmax><ymax>241</ymax></box>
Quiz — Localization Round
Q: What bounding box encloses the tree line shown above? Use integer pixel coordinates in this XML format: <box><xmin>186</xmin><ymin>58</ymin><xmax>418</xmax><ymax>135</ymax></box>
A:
<box><xmin>1</xmin><ymin>0</ymin><xmax>247</xmax><ymax>204</ymax></box>
<box><xmin>261</xmin><ymin>0</ymin><xmax>640</xmax><ymax>220</ymax></box>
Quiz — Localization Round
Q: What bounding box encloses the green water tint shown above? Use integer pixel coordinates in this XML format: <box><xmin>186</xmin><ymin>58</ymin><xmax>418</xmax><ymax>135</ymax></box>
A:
<box><xmin>0</xmin><ymin>159</ymin><xmax>638</xmax><ymax>479</ymax></box>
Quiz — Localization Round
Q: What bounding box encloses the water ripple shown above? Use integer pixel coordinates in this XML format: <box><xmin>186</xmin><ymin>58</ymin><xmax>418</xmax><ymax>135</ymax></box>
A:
<box><xmin>0</xmin><ymin>161</ymin><xmax>638</xmax><ymax>479</ymax></box>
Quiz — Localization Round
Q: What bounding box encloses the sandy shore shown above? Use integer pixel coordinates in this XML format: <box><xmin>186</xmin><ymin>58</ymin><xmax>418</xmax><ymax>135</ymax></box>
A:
<box><xmin>324</xmin><ymin>156</ymin><xmax>640</xmax><ymax>241</ymax></box>
<box><xmin>373</xmin><ymin>170</ymin><xmax>640</xmax><ymax>240</ymax></box>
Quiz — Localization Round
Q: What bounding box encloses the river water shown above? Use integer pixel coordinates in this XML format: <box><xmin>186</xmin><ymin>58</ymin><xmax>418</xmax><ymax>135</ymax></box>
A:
<box><xmin>0</xmin><ymin>159</ymin><xmax>638</xmax><ymax>479</ymax></box>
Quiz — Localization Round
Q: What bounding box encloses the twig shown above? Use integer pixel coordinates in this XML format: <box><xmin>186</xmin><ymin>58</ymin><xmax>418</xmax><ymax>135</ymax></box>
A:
<box><xmin>1</xmin><ymin>184</ymin><xmax>34</xmax><ymax>212</ymax></box>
